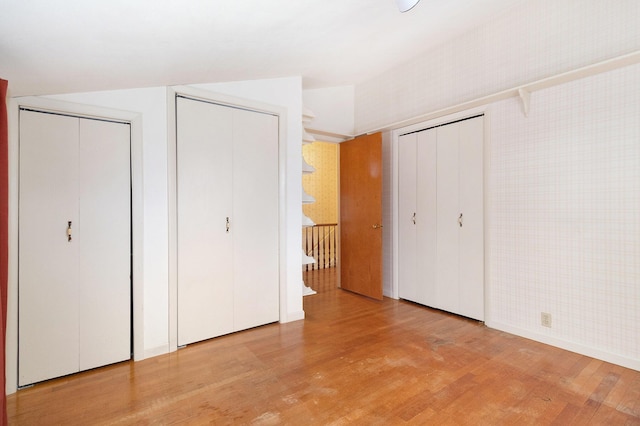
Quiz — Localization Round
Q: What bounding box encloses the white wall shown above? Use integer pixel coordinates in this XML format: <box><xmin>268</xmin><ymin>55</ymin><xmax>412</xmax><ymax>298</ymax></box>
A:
<box><xmin>42</xmin><ymin>77</ymin><xmax>304</xmax><ymax>358</ymax></box>
<box><xmin>381</xmin><ymin>131</ymin><xmax>393</xmax><ymax>297</ymax></box>
<box><xmin>356</xmin><ymin>0</ymin><xmax>640</xmax><ymax>134</ymax></box>
<box><xmin>47</xmin><ymin>87</ymin><xmax>169</xmax><ymax>356</ymax></box>
<box><xmin>303</xmin><ymin>86</ymin><xmax>355</xmax><ymax>140</ymax></box>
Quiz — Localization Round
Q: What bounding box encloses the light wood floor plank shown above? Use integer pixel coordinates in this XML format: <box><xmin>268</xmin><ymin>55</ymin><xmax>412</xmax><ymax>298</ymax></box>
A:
<box><xmin>7</xmin><ymin>268</ymin><xmax>640</xmax><ymax>424</ymax></box>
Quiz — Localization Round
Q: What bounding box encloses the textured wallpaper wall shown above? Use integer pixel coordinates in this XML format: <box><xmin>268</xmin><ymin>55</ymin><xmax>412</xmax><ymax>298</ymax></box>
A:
<box><xmin>367</xmin><ymin>0</ymin><xmax>639</xmax><ymax>369</ymax></box>
<box><xmin>302</xmin><ymin>142</ymin><xmax>338</xmax><ymax>224</ymax></box>
<box><xmin>356</xmin><ymin>0</ymin><xmax>640</xmax><ymax>134</ymax></box>
<box><xmin>488</xmin><ymin>63</ymin><xmax>639</xmax><ymax>366</ymax></box>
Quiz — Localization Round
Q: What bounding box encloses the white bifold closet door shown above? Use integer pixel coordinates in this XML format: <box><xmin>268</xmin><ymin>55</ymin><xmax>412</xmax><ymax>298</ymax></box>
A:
<box><xmin>456</xmin><ymin>117</ymin><xmax>484</xmax><ymax>320</ymax></box>
<box><xmin>436</xmin><ymin>123</ymin><xmax>461</xmax><ymax>315</ymax></box>
<box><xmin>436</xmin><ymin>117</ymin><xmax>484</xmax><ymax>320</ymax></box>
<box><xmin>176</xmin><ymin>96</ymin><xmax>279</xmax><ymax>347</ymax></box>
<box><xmin>398</xmin><ymin>133</ymin><xmax>419</xmax><ymax>303</ymax></box>
<box><xmin>398</xmin><ymin>116</ymin><xmax>484</xmax><ymax>321</ymax></box>
<box><xmin>398</xmin><ymin>129</ymin><xmax>437</xmax><ymax>307</ymax></box>
<box><xmin>19</xmin><ymin>110</ymin><xmax>131</xmax><ymax>387</ymax></box>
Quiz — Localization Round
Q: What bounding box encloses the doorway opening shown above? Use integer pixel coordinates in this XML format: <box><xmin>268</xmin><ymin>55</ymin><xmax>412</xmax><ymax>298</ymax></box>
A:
<box><xmin>302</xmin><ymin>141</ymin><xmax>339</xmax><ymax>292</ymax></box>
<box><xmin>302</xmin><ymin>132</ymin><xmax>385</xmax><ymax>300</ymax></box>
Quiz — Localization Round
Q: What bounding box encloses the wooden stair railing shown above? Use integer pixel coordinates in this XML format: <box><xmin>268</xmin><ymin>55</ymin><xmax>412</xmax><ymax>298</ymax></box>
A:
<box><xmin>303</xmin><ymin>223</ymin><xmax>338</xmax><ymax>271</ymax></box>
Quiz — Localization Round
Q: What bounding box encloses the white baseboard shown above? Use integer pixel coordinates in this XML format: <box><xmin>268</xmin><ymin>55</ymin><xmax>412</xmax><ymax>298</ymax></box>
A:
<box><xmin>486</xmin><ymin>320</ymin><xmax>640</xmax><ymax>372</ymax></box>
<box><xmin>282</xmin><ymin>310</ymin><xmax>305</xmax><ymax>323</ymax></box>
<box><xmin>142</xmin><ymin>345</ymin><xmax>171</xmax><ymax>361</ymax></box>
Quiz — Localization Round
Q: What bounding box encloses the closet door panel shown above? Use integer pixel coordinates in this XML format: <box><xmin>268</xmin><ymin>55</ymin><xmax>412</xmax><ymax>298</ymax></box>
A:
<box><xmin>18</xmin><ymin>111</ymin><xmax>80</xmax><ymax>386</ymax></box>
<box><xmin>78</xmin><ymin>119</ymin><xmax>131</xmax><ymax>370</ymax></box>
<box><xmin>436</xmin><ymin>123</ymin><xmax>460</xmax><ymax>315</ymax></box>
<box><xmin>177</xmin><ymin>98</ymin><xmax>234</xmax><ymax>345</ymax></box>
<box><xmin>232</xmin><ymin>109</ymin><xmax>279</xmax><ymax>330</ymax></box>
<box><xmin>397</xmin><ymin>134</ymin><xmax>418</xmax><ymax>303</ymax></box>
<box><xmin>458</xmin><ymin>117</ymin><xmax>484</xmax><ymax>320</ymax></box>
<box><xmin>416</xmin><ymin>129</ymin><xmax>438</xmax><ymax>307</ymax></box>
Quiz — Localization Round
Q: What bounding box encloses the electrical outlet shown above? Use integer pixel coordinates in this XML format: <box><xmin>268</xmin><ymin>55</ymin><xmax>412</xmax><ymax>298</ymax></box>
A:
<box><xmin>541</xmin><ymin>312</ymin><xmax>552</xmax><ymax>328</ymax></box>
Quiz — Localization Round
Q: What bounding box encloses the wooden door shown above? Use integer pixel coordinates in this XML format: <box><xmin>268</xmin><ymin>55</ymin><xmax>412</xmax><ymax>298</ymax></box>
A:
<box><xmin>340</xmin><ymin>133</ymin><xmax>383</xmax><ymax>300</ymax></box>
<box><xmin>19</xmin><ymin>110</ymin><xmax>80</xmax><ymax>386</ymax></box>
<box><xmin>177</xmin><ymin>97</ymin><xmax>234</xmax><ymax>346</ymax></box>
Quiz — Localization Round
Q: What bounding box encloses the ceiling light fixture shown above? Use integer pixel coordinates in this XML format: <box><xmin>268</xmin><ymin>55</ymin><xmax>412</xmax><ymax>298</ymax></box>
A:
<box><xmin>395</xmin><ymin>0</ymin><xmax>421</xmax><ymax>12</ymax></box>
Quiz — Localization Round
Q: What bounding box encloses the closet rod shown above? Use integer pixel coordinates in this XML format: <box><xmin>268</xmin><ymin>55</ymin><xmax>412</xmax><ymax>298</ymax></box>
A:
<box><xmin>364</xmin><ymin>50</ymin><xmax>640</xmax><ymax>135</ymax></box>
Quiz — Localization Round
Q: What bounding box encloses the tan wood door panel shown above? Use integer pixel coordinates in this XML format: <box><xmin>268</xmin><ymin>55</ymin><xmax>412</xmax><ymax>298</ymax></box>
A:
<box><xmin>339</xmin><ymin>132</ymin><xmax>383</xmax><ymax>300</ymax></box>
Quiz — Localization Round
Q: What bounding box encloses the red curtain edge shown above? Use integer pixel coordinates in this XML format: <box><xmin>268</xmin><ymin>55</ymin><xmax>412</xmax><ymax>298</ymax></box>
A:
<box><xmin>0</xmin><ymin>78</ymin><xmax>9</xmax><ymax>426</ymax></box>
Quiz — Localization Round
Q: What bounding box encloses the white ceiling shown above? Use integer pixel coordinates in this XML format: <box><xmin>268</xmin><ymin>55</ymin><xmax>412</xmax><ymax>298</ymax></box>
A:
<box><xmin>1</xmin><ymin>0</ymin><xmax>523</xmax><ymax>96</ymax></box>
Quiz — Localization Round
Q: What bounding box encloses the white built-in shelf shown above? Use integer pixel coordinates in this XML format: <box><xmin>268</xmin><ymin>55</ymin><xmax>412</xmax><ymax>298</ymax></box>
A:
<box><xmin>302</xmin><ymin>129</ymin><xmax>316</xmax><ymax>144</ymax></box>
<box><xmin>302</xmin><ymin>156</ymin><xmax>315</xmax><ymax>174</ymax></box>
<box><xmin>302</xmin><ymin>106</ymin><xmax>316</xmax><ymax>124</ymax></box>
<box><xmin>302</xmin><ymin>105</ymin><xmax>318</xmax><ymax>296</ymax></box>
<box><xmin>304</xmin><ymin>128</ymin><xmax>353</xmax><ymax>142</ymax></box>
<box><xmin>302</xmin><ymin>285</ymin><xmax>317</xmax><ymax>296</ymax></box>
<box><xmin>302</xmin><ymin>250</ymin><xmax>316</xmax><ymax>265</ymax></box>
<box><xmin>302</xmin><ymin>213</ymin><xmax>315</xmax><ymax>228</ymax></box>
<box><xmin>302</xmin><ymin>187</ymin><xmax>316</xmax><ymax>204</ymax></box>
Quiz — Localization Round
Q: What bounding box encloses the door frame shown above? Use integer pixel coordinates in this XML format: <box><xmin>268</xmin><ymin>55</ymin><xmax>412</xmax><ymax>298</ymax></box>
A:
<box><xmin>167</xmin><ymin>86</ymin><xmax>287</xmax><ymax>352</ymax></box>
<box><xmin>7</xmin><ymin>96</ymin><xmax>144</xmax><ymax>394</ymax></box>
<box><xmin>390</xmin><ymin>105</ymin><xmax>490</xmax><ymax>311</ymax></box>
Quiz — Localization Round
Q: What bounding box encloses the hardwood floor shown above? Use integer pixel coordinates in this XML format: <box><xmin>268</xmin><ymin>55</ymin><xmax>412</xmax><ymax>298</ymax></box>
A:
<box><xmin>8</xmin><ymin>268</ymin><xmax>640</xmax><ymax>425</ymax></box>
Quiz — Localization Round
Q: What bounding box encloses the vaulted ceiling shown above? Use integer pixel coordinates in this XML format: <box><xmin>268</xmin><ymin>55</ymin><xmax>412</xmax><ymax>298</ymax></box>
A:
<box><xmin>1</xmin><ymin>0</ymin><xmax>523</xmax><ymax>96</ymax></box>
